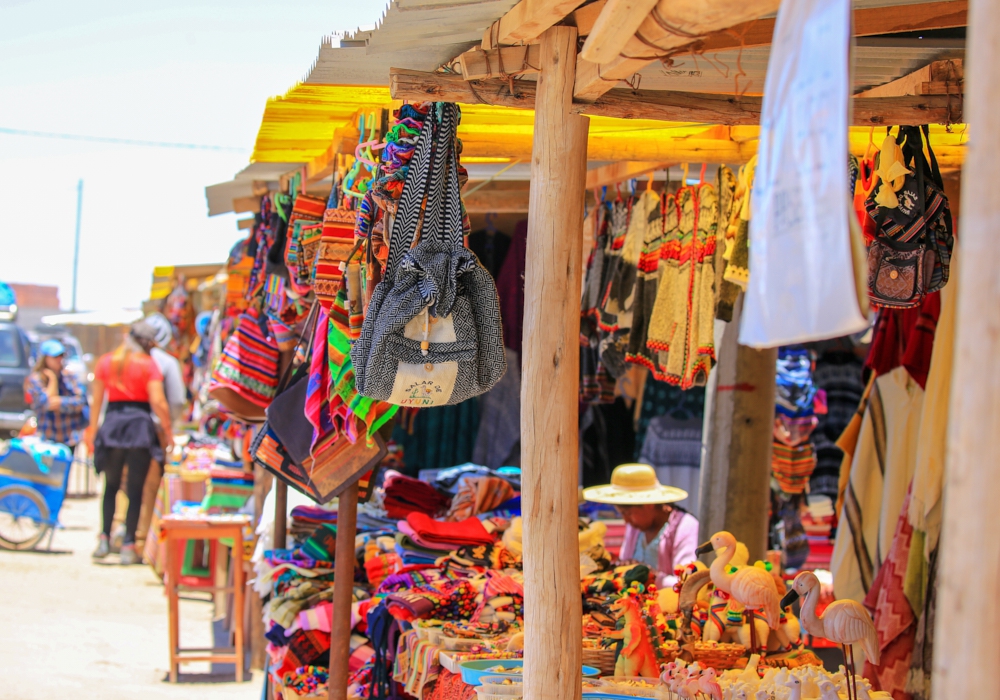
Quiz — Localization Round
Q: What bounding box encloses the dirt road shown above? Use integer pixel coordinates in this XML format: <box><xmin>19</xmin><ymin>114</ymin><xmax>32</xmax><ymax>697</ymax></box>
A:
<box><xmin>0</xmin><ymin>496</ymin><xmax>260</xmax><ymax>699</ymax></box>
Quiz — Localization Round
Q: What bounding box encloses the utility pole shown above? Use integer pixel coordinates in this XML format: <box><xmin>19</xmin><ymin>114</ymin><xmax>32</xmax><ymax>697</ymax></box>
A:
<box><xmin>71</xmin><ymin>179</ymin><xmax>83</xmax><ymax>313</ymax></box>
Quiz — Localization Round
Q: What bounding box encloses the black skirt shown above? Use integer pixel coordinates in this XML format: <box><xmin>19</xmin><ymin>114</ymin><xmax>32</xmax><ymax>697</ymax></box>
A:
<box><xmin>94</xmin><ymin>402</ymin><xmax>164</xmax><ymax>471</ymax></box>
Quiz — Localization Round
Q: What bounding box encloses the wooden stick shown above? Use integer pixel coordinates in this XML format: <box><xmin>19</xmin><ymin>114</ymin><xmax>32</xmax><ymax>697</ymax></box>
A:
<box><xmin>328</xmin><ymin>481</ymin><xmax>359</xmax><ymax>700</ymax></box>
<box><xmin>521</xmin><ymin>25</ymin><xmax>588</xmax><ymax>700</ymax></box>
<box><xmin>389</xmin><ymin>68</ymin><xmax>964</xmax><ymax>127</ymax></box>
<box><xmin>273</xmin><ymin>480</ymin><xmax>288</xmax><ymax>551</ymax></box>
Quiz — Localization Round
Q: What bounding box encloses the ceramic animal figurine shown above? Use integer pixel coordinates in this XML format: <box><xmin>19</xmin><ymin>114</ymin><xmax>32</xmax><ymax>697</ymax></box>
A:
<box><xmin>699</xmin><ymin>668</ymin><xmax>723</xmax><ymax>700</ymax></box>
<box><xmin>697</xmin><ymin>532</ymin><xmax>782</xmax><ymax>652</ymax></box>
<box><xmin>782</xmin><ymin>572</ymin><xmax>879</xmax><ymax>700</ymax></box>
<box><xmin>737</xmin><ymin>612</ymin><xmax>772</xmax><ymax>652</ymax></box>
<box><xmin>739</xmin><ymin>653</ymin><xmax>761</xmax><ymax>687</ymax></box>
<box><xmin>604</xmin><ymin>588</ymin><xmax>662</xmax><ymax>678</ymax></box>
<box><xmin>783</xmin><ymin>675</ymin><xmax>802</xmax><ymax>700</ymax></box>
<box><xmin>819</xmin><ymin>680</ymin><xmax>844</xmax><ymax>700</ymax></box>
<box><xmin>768</xmin><ymin>607</ymin><xmax>802</xmax><ymax>652</ymax></box>
<box><xmin>855</xmin><ymin>679</ymin><xmax>891</xmax><ymax>700</ymax></box>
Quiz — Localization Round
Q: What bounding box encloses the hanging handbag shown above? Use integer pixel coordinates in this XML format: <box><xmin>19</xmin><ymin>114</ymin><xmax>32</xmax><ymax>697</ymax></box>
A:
<box><xmin>351</xmin><ymin>103</ymin><xmax>506</xmax><ymax>407</ymax></box>
<box><xmin>257</xmin><ymin>379</ymin><xmax>388</xmax><ymax>504</ymax></box>
<box><xmin>208</xmin><ymin>310</ymin><xmax>281</xmax><ymax>420</ymax></box>
<box><xmin>864</xmin><ymin>125</ymin><xmax>954</xmax><ymax>308</ymax></box>
<box><xmin>315</xmin><ymin>200</ymin><xmax>357</xmax><ymax>310</ymax></box>
<box><xmin>252</xmin><ymin>303</ymin><xmax>388</xmax><ymax>504</ymax></box>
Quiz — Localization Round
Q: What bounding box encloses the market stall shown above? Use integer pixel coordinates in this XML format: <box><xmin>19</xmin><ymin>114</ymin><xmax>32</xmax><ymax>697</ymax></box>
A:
<box><xmin>191</xmin><ymin>1</ymin><xmax>991</xmax><ymax>699</ymax></box>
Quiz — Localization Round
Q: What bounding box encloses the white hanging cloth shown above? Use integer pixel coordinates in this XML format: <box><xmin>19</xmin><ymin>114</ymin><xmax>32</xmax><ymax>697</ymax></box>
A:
<box><xmin>739</xmin><ymin>0</ymin><xmax>868</xmax><ymax>348</ymax></box>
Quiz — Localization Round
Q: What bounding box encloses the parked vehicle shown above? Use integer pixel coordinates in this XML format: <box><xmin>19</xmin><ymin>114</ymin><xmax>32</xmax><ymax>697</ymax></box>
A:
<box><xmin>0</xmin><ymin>282</ymin><xmax>16</xmax><ymax>322</ymax></box>
<box><xmin>0</xmin><ymin>322</ymin><xmax>32</xmax><ymax>438</ymax></box>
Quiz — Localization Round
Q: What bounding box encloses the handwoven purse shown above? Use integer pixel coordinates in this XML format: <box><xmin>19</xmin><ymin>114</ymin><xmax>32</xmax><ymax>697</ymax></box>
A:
<box><xmin>208</xmin><ymin>310</ymin><xmax>281</xmax><ymax>420</ymax></box>
<box><xmin>864</xmin><ymin>125</ymin><xmax>953</xmax><ymax>308</ymax></box>
<box><xmin>351</xmin><ymin>102</ymin><xmax>506</xmax><ymax>407</ymax></box>
<box><xmin>253</xmin><ymin>304</ymin><xmax>387</xmax><ymax>504</ymax></box>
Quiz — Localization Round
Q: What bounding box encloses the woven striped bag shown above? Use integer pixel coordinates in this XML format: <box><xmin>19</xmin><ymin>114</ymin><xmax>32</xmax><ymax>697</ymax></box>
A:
<box><xmin>351</xmin><ymin>103</ymin><xmax>505</xmax><ymax>407</ymax></box>
<box><xmin>209</xmin><ymin>310</ymin><xmax>280</xmax><ymax>408</ymax></box>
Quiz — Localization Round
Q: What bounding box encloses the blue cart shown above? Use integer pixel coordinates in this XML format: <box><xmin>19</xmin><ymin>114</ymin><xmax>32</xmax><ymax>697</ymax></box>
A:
<box><xmin>0</xmin><ymin>438</ymin><xmax>73</xmax><ymax>550</ymax></box>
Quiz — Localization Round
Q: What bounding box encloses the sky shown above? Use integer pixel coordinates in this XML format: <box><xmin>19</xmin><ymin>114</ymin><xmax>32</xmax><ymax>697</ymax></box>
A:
<box><xmin>0</xmin><ymin>0</ymin><xmax>381</xmax><ymax>312</ymax></box>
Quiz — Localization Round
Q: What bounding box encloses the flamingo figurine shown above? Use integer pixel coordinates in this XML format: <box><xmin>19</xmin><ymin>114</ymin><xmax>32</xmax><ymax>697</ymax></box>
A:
<box><xmin>781</xmin><ymin>571</ymin><xmax>879</xmax><ymax>700</ymax></box>
<box><xmin>696</xmin><ymin>532</ymin><xmax>782</xmax><ymax>653</ymax></box>
<box><xmin>699</xmin><ymin>668</ymin><xmax>723</xmax><ymax>700</ymax></box>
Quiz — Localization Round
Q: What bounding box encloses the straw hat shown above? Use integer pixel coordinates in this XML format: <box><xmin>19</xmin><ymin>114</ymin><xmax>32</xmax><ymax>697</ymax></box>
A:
<box><xmin>582</xmin><ymin>463</ymin><xmax>688</xmax><ymax>506</ymax></box>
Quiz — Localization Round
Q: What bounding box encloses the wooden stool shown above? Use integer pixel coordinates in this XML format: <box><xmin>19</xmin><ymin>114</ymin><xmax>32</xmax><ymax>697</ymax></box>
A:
<box><xmin>161</xmin><ymin>515</ymin><xmax>250</xmax><ymax>682</ymax></box>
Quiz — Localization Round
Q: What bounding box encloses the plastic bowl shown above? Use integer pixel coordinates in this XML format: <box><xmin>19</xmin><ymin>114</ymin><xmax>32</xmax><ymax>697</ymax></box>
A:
<box><xmin>459</xmin><ymin>660</ymin><xmax>601</xmax><ymax>686</ymax></box>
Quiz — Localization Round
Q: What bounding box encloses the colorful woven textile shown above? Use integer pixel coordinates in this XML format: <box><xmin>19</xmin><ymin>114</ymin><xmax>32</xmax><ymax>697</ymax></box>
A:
<box><xmin>771</xmin><ymin>440</ymin><xmax>816</xmax><ymax>494</ymax></box>
<box><xmin>645</xmin><ymin>183</ymin><xmax>720</xmax><ymax>388</ymax></box>
<box><xmin>210</xmin><ymin>311</ymin><xmax>280</xmax><ymax>407</ymax></box>
<box><xmin>315</xmin><ymin>206</ymin><xmax>356</xmax><ymax>310</ymax></box>
<box><xmin>284</xmin><ymin>194</ymin><xmax>326</xmax><ymax>296</ymax></box>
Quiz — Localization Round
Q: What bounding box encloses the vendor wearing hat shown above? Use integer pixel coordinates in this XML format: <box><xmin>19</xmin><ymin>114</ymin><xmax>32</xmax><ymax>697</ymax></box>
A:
<box><xmin>583</xmin><ymin>464</ymin><xmax>700</xmax><ymax>587</ymax></box>
<box><xmin>24</xmin><ymin>338</ymin><xmax>89</xmax><ymax>447</ymax></box>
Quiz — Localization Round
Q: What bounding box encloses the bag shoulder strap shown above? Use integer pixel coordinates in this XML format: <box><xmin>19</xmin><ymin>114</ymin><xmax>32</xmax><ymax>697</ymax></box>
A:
<box><xmin>275</xmin><ymin>301</ymin><xmax>320</xmax><ymax>394</ymax></box>
<box><xmin>385</xmin><ymin>109</ymin><xmax>439</xmax><ymax>273</ymax></box>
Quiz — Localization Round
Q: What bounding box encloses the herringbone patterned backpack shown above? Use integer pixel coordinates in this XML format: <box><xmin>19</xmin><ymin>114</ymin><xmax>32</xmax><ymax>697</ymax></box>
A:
<box><xmin>351</xmin><ymin>103</ymin><xmax>506</xmax><ymax>406</ymax></box>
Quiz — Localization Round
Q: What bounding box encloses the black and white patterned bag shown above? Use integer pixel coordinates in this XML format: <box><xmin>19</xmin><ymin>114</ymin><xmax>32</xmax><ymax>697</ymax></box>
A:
<box><xmin>351</xmin><ymin>103</ymin><xmax>506</xmax><ymax>407</ymax></box>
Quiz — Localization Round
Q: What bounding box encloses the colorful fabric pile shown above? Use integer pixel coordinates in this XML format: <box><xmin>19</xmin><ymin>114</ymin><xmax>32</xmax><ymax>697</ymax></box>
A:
<box><xmin>771</xmin><ymin>348</ymin><xmax>824</xmax><ymax>494</ymax></box>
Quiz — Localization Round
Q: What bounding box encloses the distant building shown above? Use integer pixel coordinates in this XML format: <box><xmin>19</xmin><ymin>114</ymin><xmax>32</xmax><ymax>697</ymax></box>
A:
<box><xmin>7</xmin><ymin>283</ymin><xmax>61</xmax><ymax>330</ymax></box>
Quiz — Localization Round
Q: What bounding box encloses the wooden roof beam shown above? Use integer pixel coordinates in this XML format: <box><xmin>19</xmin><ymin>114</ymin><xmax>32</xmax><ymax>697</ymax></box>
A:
<box><xmin>458</xmin><ymin>45</ymin><xmax>541</xmax><ymax>80</ymax></box>
<box><xmin>232</xmin><ymin>196</ymin><xmax>260</xmax><ymax>214</ymax></box>
<box><xmin>564</xmin><ymin>1</ymin><xmax>607</xmax><ymax>36</ymax></box>
<box><xmin>580</xmin><ymin>0</ymin><xmax>660</xmax><ymax>64</ymax></box>
<box><xmin>684</xmin><ymin>1</ymin><xmax>967</xmax><ymax>55</ymax></box>
<box><xmin>573</xmin><ymin>0</ymin><xmax>782</xmax><ymax>102</ymax></box>
<box><xmin>462</xmin><ymin>182</ymin><xmax>531</xmax><ymax>213</ymax></box>
<box><xmin>390</xmin><ymin>68</ymin><xmax>964</xmax><ymax>126</ymax></box>
<box><xmin>572</xmin><ymin>0</ymin><xmax>966</xmax><ymax>102</ymax></box>
<box><xmin>856</xmin><ymin>59</ymin><xmax>964</xmax><ymax>98</ymax></box>
<box><xmin>585</xmin><ymin>161</ymin><xmax>671</xmax><ymax>189</ymax></box>
<box><xmin>481</xmin><ymin>0</ymin><xmax>590</xmax><ymax>50</ymax></box>
<box><xmin>306</xmin><ymin>115</ymin><xmax>365</xmax><ymax>184</ymax></box>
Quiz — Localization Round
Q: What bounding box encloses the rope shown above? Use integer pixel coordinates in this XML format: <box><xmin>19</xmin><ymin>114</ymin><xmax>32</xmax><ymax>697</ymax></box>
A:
<box><xmin>463</xmin><ymin>160</ymin><xmax>523</xmax><ymax>196</ymax></box>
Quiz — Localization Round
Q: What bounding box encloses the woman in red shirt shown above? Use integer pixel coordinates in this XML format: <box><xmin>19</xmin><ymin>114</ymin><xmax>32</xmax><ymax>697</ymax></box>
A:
<box><xmin>84</xmin><ymin>322</ymin><xmax>174</xmax><ymax>564</ymax></box>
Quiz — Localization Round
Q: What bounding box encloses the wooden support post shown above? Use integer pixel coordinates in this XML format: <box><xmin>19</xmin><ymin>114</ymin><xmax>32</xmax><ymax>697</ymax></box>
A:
<box><xmin>328</xmin><ymin>482</ymin><xmax>359</xmax><ymax>700</ymax></box>
<box><xmin>521</xmin><ymin>25</ymin><xmax>589</xmax><ymax>700</ymax></box>
<box><xmin>934</xmin><ymin>0</ymin><xmax>1000</xmax><ymax>697</ymax></box>
<box><xmin>250</xmin><ymin>465</ymin><xmax>272</xmax><ymax>671</ymax></box>
<box><xmin>273</xmin><ymin>480</ymin><xmax>288</xmax><ymax>551</ymax></box>
<box><xmin>699</xmin><ymin>300</ymin><xmax>776</xmax><ymax>562</ymax></box>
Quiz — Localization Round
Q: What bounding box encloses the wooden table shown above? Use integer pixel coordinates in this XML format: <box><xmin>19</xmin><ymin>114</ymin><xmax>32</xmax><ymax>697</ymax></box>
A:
<box><xmin>160</xmin><ymin>515</ymin><xmax>250</xmax><ymax>683</ymax></box>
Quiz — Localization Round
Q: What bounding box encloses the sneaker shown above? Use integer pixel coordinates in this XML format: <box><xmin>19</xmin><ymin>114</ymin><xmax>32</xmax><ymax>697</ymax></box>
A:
<box><xmin>119</xmin><ymin>544</ymin><xmax>140</xmax><ymax>566</ymax></box>
<box><xmin>92</xmin><ymin>535</ymin><xmax>110</xmax><ymax>559</ymax></box>
<box><xmin>110</xmin><ymin>524</ymin><xmax>126</xmax><ymax>554</ymax></box>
